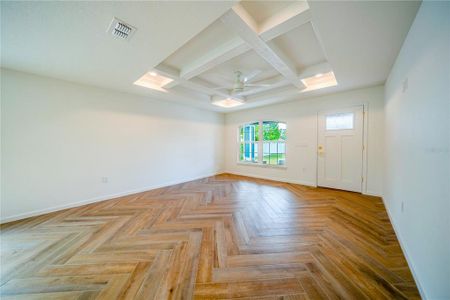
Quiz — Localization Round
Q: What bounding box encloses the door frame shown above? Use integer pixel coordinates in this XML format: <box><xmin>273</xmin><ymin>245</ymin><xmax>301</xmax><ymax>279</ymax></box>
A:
<box><xmin>315</xmin><ymin>104</ymin><xmax>369</xmax><ymax>194</ymax></box>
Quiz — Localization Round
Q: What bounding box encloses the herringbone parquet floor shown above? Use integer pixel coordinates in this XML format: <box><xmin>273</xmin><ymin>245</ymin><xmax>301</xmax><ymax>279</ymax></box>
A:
<box><xmin>0</xmin><ymin>174</ymin><xmax>420</xmax><ymax>299</ymax></box>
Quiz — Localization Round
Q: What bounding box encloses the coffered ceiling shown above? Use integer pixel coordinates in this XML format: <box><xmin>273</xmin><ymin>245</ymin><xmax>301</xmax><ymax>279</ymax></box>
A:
<box><xmin>1</xmin><ymin>1</ymin><xmax>421</xmax><ymax>112</ymax></box>
<box><xmin>149</xmin><ymin>1</ymin><xmax>335</xmax><ymax>108</ymax></box>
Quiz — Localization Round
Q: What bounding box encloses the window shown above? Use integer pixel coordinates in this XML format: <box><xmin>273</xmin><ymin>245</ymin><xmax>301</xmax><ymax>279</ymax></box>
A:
<box><xmin>239</xmin><ymin>122</ymin><xmax>259</xmax><ymax>163</ymax></box>
<box><xmin>263</xmin><ymin>121</ymin><xmax>286</xmax><ymax>165</ymax></box>
<box><xmin>326</xmin><ymin>112</ymin><xmax>354</xmax><ymax>130</ymax></box>
<box><xmin>239</xmin><ymin>121</ymin><xmax>286</xmax><ymax>166</ymax></box>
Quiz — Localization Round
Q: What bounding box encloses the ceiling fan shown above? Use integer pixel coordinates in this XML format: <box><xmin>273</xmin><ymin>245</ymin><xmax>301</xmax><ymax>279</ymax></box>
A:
<box><xmin>213</xmin><ymin>70</ymin><xmax>272</xmax><ymax>95</ymax></box>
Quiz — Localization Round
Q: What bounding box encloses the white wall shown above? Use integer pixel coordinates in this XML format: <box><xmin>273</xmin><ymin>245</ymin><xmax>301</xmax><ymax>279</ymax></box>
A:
<box><xmin>1</xmin><ymin>69</ymin><xmax>224</xmax><ymax>222</ymax></box>
<box><xmin>224</xmin><ymin>85</ymin><xmax>384</xmax><ymax>196</ymax></box>
<box><xmin>384</xmin><ymin>2</ymin><xmax>450</xmax><ymax>299</ymax></box>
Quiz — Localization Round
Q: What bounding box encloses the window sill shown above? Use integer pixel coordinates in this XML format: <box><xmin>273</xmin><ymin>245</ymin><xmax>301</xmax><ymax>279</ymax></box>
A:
<box><xmin>237</xmin><ymin>162</ymin><xmax>287</xmax><ymax>169</ymax></box>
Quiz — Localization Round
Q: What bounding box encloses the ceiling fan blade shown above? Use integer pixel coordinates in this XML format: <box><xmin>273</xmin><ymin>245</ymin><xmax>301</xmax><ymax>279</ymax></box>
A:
<box><xmin>243</xmin><ymin>69</ymin><xmax>262</xmax><ymax>83</ymax></box>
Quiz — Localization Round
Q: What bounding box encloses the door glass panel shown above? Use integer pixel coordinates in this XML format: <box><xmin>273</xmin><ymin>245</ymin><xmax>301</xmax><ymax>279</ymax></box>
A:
<box><xmin>326</xmin><ymin>113</ymin><xmax>354</xmax><ymax>130</ymax></box>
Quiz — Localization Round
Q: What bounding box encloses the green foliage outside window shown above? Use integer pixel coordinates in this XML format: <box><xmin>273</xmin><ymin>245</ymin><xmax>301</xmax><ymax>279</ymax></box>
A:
<box><xmin>239</xmin><ymin>123</ymin><xmax>259</xmax><ymax>142</ymax></box>
<box><xmin>263</xmin><ymin>121</ymin><xmax>286</xmax><ymax>141</ymax></box>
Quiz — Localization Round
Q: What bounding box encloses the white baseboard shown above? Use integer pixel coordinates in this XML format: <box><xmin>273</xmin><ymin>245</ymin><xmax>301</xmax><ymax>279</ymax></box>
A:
<box><xmin>224</xmin><ymin>170</ymin><xmax>317</xmax><ymax>187</ymax></box>
<box><xmin>381</xmin><ymin>197</ymin><xmax>427</xmax><ymax>300</ymax></box>
<box><xmin>225</xmin><ymin>171</ymin><xmax>383</xmax><ymax>197</ymax></box>
<box><xmin>364</xmin><ymin>190</ymin><xmax>382</xmax><ymax>197</ymax></box>
<box><xmin>0</xmin><ymin>171</ymin><xmax>222</xmax><ymax>224</ymax></box>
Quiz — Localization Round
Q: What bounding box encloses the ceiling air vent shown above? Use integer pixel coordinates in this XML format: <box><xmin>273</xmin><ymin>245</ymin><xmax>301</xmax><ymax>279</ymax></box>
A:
<box><xmin>107</xmin><ymin>17</ymin><xmax>136</xmax><ymax>41</ymax></box>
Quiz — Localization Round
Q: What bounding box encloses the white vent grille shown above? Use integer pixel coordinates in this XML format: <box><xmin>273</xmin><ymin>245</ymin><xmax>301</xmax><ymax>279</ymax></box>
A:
<box><xmin>107</xmin><ymin>17</ymin><xmax>136</xmax><ymax>41</ymax></box>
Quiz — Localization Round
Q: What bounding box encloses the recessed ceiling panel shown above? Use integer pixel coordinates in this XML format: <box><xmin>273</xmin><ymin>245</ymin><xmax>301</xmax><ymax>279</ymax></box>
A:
<box><xmin>162</xmin><ymin>19</ymin><xmax>239</xmax><ymax>71</ymax></box>
<box><xmin>270</xmin><ymin>22</ymin><xmax>326</xmax><ymax>71</ymax></box>
<box><xmin>197</xmin><ymin>49</ymin><xmax>279</xmax><ymax>89</ymax></box>
<box><xmin>240</xmin><ymin>1</ymin><xmax>297</xmax><ymax>25</ymax></box>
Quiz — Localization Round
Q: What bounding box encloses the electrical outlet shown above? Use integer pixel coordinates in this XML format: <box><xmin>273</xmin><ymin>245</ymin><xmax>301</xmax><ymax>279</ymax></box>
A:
<box><xmin>101</xmin><ymin>177</ymin><xmax>109</xmax><ymax>183</ymax></box>
<box><xmin>402</xmin><ymin>78</ymin><xmax>408</xmax><ymax>93</ymax></box>
<box><xmin>401</xmin><ymin>201</ymin><xmax>404</xmax><ymax>213</ymax></box>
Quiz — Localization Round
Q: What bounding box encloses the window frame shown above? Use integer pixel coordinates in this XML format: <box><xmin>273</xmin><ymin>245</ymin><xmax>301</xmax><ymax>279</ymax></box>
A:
<box><xmin>237</xmin><ymin>120</ymin><xmax>287</xmax><ymax>168</ymax></box>
<box><xmin>325</xmin><ymin>112</ymin><xmax>355</xmax><ymax>131</ymax></box>
<box><xmin>238</xmin><ymin>122</ymin><xmax>259</xmax><ymax>164</ymax></box>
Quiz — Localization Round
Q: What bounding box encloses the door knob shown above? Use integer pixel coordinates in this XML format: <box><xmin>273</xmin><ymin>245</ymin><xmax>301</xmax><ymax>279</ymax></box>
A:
<box><xmin>318</xmin><ymin>145</ymin><xmax>325</xmax><ymax>154</ymax></box>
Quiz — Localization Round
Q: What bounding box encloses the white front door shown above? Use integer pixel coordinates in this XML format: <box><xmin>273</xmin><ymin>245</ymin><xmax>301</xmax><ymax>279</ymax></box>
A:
<box><xmin>317</xmin><ymin>106</ymin><xmax>364</xmax><ymax>192</ymax></box>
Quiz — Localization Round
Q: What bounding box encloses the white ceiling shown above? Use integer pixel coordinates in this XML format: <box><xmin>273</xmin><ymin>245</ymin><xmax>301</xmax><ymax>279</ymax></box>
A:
<box><xmin>1</xmin><ymin>1</ymin><xmax>420</xmax><ymax>112</ymax></box>
<box><xmin>308</xmin><ymin>0</ymin><xmax>421</xmax><ymax>94</ymax></box>
<box><xmin>0</xmin><ymin>1</ymin><xmax>236</xmax><ymax>109</ymax></box>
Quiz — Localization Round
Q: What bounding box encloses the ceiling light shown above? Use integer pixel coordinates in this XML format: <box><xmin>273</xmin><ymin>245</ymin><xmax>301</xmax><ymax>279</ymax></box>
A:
<box><xmin>134</xmin><ymin>71</ymin><xmax>173</xmax><ymax>91</ymax></box>
<box><xmin>301</xmin><ymin>71</ymin><xmax>338</xmax><ymax>92</ymax></box>
<box><xmin>211</xmin><ymin>97</ymin><xmax>245</xmax><ymax>108</ymax></box>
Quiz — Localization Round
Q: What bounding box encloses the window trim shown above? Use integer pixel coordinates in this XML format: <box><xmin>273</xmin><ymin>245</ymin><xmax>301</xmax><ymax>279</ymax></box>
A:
<box><xmin>237</xmin><ymin>120</ymin><xmax>287</xmax><ymax>168</ymax></box>
<box><xmin>325</xmin><ymin>112</ymin><xmax>355</xmax><ymax>131</ymax></box>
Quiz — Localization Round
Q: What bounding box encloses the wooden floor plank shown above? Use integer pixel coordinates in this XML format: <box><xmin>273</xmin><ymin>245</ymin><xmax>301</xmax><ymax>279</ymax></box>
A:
<box><xmin>0</xmin><ymin>174</ymin><xmax>420</xmax><ymax>299</ymax></box>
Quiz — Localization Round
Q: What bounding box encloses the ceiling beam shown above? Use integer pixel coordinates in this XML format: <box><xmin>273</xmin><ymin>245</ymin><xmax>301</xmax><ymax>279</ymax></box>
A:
<box><xmin>245</xmin><ymin>85</ymin><xmax>300</xmax><ymax>105</ymax></box>
<box><xmin>154</xmin><ymin>64</ymin><xmax>244</xmax><ymax>101</ymax></box>
<box><xmin>239</xmin><ymin>61</ymin><xmax>333</xmax><ymax>100</ymax></box>
<box><xmin>180</xmin><ymin>38</ymin><xmax>251</xmax><ymax>80</ymax></box>
<box><xmin>220</xmin><ymin>4</ymin><xmax>305</xmax><ymax>89</ymax></box>
<box><xmin>259</xmin><ymin>1</ymin><xmax>311</xmax><ymax>41</ymax></box>
<box><xmin>174</xmin><ymin>1</ymin><xmax>311</xmax><ymax>84</ymax></box>
<box><xmin>159</xmin><ymin>1</ymin><xmax>313</xmax><ymax>96</ymax></box>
